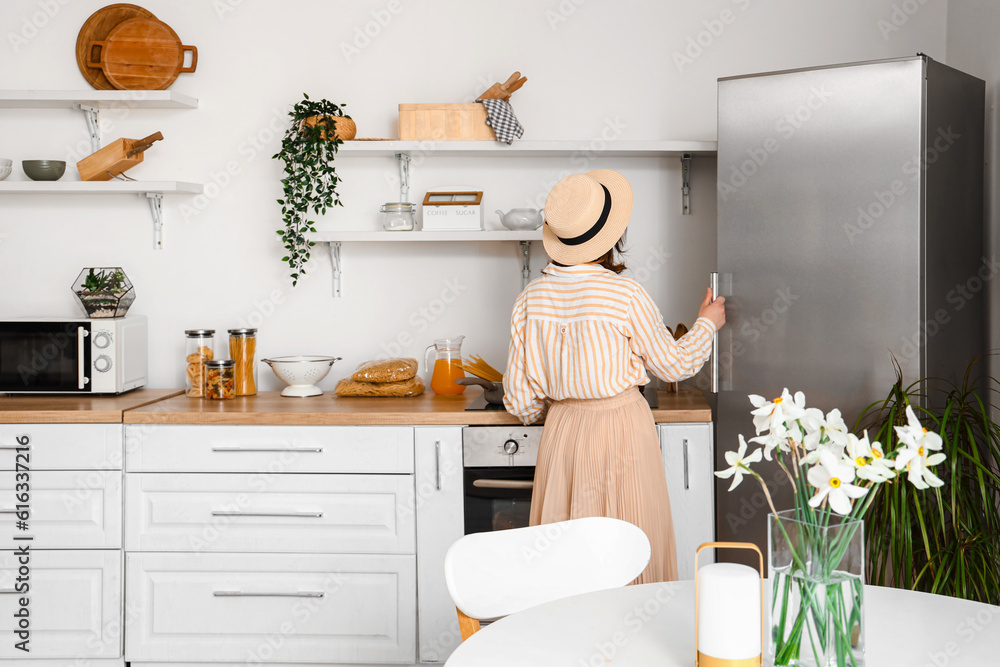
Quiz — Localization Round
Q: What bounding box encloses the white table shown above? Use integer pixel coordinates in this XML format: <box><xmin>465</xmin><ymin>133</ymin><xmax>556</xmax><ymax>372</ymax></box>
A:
<box><xmin>445</xmin><ymin>581</ymin><xmax>1000</xmax><ymax>667</ymax></box>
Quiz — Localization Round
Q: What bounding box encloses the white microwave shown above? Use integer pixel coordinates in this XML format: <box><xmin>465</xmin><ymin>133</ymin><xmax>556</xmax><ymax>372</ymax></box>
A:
<box><xmin>0</xmin><ymin>316</ymin><xmax>147</xmax><ymax>394</ymax></box>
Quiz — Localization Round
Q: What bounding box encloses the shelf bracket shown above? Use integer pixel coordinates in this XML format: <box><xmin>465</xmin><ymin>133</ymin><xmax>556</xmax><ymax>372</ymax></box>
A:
<box><xmin>681</xmin><ymin>153</ymin><xmax>693</xmax><ymax>215</ymax></box>
<box><xmin>76</xmin><ymin>104</ymin><xmax>102</xmax><ymax>154</ymax></box>
<box><xmin>519</xmin><ymin>241</ymin><xmax>532</xmax><ymax>290</ymax></box>
<box><xmin>146</xmin><ymin>193</ymin><xmax>164</xmax><ymax>249</ymax></box>
<box><xmin>323</xmin><ymin>241</ymin><xmax>342</xmax><ymax>298</ymax></box>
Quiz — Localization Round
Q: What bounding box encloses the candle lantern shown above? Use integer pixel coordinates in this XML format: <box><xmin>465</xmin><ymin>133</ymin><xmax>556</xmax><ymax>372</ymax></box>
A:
<box><xmin>695</xmin><ymin>542</ymin><xmax>764</xmax><ymax>667</ymax></box>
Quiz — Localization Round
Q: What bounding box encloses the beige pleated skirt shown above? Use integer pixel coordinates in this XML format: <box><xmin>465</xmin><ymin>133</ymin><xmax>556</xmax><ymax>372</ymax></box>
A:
<box><xmin>529</xmin><ymin>386</ymin><xmax>678</xmax><ymax>584</ymax></box>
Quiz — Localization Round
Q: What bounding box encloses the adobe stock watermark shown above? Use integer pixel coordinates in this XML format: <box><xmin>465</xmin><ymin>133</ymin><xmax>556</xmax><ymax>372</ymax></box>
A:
<box><xmin>673</xmin><ymin>0</ymin><xmax>753</xmax><ymax>73</ymax></box>
<box><xmin>379</xmin><ymin>277</ymin><xmax>468</xmax><ymax>359</ymax></box>
<box><xmin>7</xmin><ymin>0</ymin><xmax>73</xmax><ymax>53</ymax></box>
<box><xmin>581</xmin><ymin>584</ymin><xmax>678</xmax><ymax>667</ymax></box>
<box><xmin>877</xmin><ymin>0</ymin><xmax>933</xmax><ymax>41</ymax></box>
<box><xmin>718</xmin><ymin>85</ymin><xmax>834</xmax><ymax>202</ymax></box>
<box><xmin>339</xmin><ymin>0</ymin><xmax>403</xmax><ymax>63</ymax></box>
<box><xmin>842</xmin><ymin>126</ymin><xmax>961</xmax><ymax>244</ymax></box>
<box><xmin>545</xmin><ymin>0</ymin><xmax>590</xmax><ymax>31</ymax></box>
<box><xmin>921</xmin><ymin>605</ymin><xmax>998</xmax><ymax>667</ymax></box>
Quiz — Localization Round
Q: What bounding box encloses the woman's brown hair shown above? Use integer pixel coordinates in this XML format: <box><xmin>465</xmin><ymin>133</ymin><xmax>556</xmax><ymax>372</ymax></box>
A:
<box><xmin>554</xmin><ymin>234</ymin><xmax>627</xmax><ymax>273</ymax></box>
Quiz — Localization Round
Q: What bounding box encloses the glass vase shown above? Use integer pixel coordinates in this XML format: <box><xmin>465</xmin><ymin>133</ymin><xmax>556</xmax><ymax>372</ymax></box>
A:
<box><xmin>768</xmin><ymin>510</ymin><xmax>865</xmax><ymax>667</ymax></box>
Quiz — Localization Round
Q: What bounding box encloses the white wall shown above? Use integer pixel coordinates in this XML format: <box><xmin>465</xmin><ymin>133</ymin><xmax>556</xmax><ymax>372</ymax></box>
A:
<box><xmin>946</xmin><ymin>0</ymin><xmax>1000</xmax><ymax>385</ymax></box>
<box><xmin>0</xmin><ymin>0</ymin><xmax>948</xmax><ymax>390</ymax></box>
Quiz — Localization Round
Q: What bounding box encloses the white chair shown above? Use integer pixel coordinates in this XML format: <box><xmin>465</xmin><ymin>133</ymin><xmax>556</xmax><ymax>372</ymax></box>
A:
<box><xmin>443</xmin><ymin>517</ymin><xmax>651</xmax><ymax>641</ymax></box>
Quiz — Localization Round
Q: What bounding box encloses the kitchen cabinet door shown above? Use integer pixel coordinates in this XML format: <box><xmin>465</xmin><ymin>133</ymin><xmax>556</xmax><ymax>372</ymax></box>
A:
<box><xmin>0</xmin><ymin>549</ymin><xmax>122</xmax><ymax>660</ymax></box>
<box><xmin>0</xmin><ymin>470</ymin><xmax>122</xmax><ymax>549</ymax></box>
<box><xmin>125</xmin><ymin>472</ymin><xmax>415</xmax><ymax>554</ymax></box>
<box><xmin>126</xmin><ymin>552</ymin><xmax>416</xmax><ymax>664</ymax></box>
<box><xmin>659</xmin><ymin>423</ymin><xmax>715</xmax><ymax>579</ymax></box>
<box><xmin>126</xmin><ymin>425</ymin><xmax>413</xmax><ymax>474</ymax></box>
<box><xmin>414</xmin><ymin>427</ymin><xmax>464</xmax><ymax>663</ymax></box>
<box><xmin>0</xmin><ymin>424</ymin><xmax>122</xmax><ymax>471</ymax></box>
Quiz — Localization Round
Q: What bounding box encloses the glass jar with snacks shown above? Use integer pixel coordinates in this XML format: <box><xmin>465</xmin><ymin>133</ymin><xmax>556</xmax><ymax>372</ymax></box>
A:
<box><xmin>184</xmin><ymin>329</ymin><xmax>215</xmax><ymax>397</ymax></box>
<box><xmin>228</xmin><ymin>328</ymin><xmax>257</xmax><ymax>396</ymax></box>
<box><xmin>204</xmin><ymin>359</ymin><xmax>236</xmax><ymax>400</ymax></box>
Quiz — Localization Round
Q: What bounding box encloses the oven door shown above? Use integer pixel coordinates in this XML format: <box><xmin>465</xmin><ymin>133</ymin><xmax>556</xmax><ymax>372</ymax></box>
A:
<box><xmin>0</xmin><ymin>322</ymin><xmax>91</xmax><ymax>393</ymax></box>
<box><xmin>463</xmin><ymin>466</ymin><xmax>534</xmax><ymax>534</ymax></box>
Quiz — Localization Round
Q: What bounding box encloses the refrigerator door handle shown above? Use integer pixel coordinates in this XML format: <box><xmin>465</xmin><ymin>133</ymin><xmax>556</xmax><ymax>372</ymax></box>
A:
<box><xmin>710</xmin><ymin>272</ymin><xmax>719</xmax><ymax>393</ymax></box>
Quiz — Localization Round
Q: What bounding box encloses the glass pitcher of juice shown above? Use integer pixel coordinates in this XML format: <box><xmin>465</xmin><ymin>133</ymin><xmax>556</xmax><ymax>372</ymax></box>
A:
<box><xmin>424</xmin><ymin>336</ymin><xmax>466</xmax><ymax>395</ymax></box>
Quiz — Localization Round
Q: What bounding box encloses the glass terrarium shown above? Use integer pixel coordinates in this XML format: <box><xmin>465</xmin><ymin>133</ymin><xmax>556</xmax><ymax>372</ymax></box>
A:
<box><xmin>71</xmin><ymin>267</ymin><xmax>135</xmax><ymax>318</ymax></box>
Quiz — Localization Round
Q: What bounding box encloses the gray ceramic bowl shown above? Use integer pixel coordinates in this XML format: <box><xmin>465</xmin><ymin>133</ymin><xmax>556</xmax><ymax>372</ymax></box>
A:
<box><xmin>22</xmin><ymin>160</ymin><xmax>66</xmax><ymax>181</ymax></box>
<box><xmin>0</xmin><ymin>158</ymin><xmax>11</xmax><ymax>181</ymax></box>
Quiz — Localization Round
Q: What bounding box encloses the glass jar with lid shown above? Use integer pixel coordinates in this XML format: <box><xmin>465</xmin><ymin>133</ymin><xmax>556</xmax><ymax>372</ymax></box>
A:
<box><xmin>379</xmin><ymin>202</ymin><xmax>415</xmax><ymax>231</ymax></box>
<box><xmin>228</xmin><ymin>328</ymin><xmax>257</xmax><ymax>396</ymax></box>
<box><xmin>204</xmin><ymin>359</ymin><xmax>236</xmax><ymax>400</ymax></box>
<box><xmin>184</xmin><ymin>329</ymin><xmax>215</xmax><ymax>397</ymax></box>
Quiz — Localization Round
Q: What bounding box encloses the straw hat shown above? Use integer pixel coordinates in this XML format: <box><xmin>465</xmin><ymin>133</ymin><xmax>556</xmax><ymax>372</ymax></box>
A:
<box><xmin>542</xmin><ymin>169</ymin><xmax>633</xmax><ymax>265</ymax></box>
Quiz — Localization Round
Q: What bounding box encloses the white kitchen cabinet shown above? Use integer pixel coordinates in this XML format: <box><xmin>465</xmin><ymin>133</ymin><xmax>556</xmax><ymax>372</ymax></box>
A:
<box><xmin>126</xmin><ymin>552</ymin><xmax>416</xmax><ymax>664</ymax></box>
<box><xmin>0</xmin><ymin>549</ymin><xmax>122</xmax><ymax>661</ymax></box>
<box><xmin>0</xmin><ymin>470</ymin><xmax>122</xmax><ymax>549</ymax></box>
<box><xmin>659</xmin><ymin>423</ymin><xmax>715</xmax><ymax>579</ymax></box>
<box><xmin>125</xmin><ymin>472</ymin><xmax>415</xmax><ymax>554</ymax></box>
<box><xmin>126</xmin><ymin>425</ymin><xmax>414</xmax><ymax>473</ymax></box>
<box><xmin>0</xmin><ymin>424</ymin><xmax>122</xmax><ymax>471</ymax></box>
<box><xmin>413</xmin><ymin>427</ymin><xmax>464</xmax><ymax>663</ymax></box>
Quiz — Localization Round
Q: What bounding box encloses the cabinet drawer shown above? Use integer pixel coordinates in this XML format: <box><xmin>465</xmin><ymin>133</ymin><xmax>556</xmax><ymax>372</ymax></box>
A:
<box><xmin>0</xmin><ymin>471</ymin><xmax>122</xmax><ymax>549</ymax></box>
<box><xmin>125</xmin><ymin>552</ymin><xmax>416</xmax><ymax>664</ymax></box>
<box><xmin>659</xmin><ymin>423</ymin><xmax>715</xmax><ymax>580</ymax></box>
<box><xmin>126</xmin><ymin>425</ymin><xmax>414</xmax><ymax>473</ymax></box>
<box><xmin>0</xmin><ymin>424</ymin><xmax>122</xmax><ymax>471</ymax></box>
<box><xmin>0</xmin><ymin>550</ymin><xmax>121</xmax><ymax>659</ymax></box>
<box><xmin>125</xmin><ymin>473</ymin><xmax>415</xmax><ymax>554</ymax></box>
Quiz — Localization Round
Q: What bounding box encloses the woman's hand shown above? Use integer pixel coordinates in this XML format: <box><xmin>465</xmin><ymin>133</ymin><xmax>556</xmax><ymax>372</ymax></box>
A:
<box><xmin>697</xmin><ymin>287</ymin><xmax>726</xmax><ymax>330</ymax></box>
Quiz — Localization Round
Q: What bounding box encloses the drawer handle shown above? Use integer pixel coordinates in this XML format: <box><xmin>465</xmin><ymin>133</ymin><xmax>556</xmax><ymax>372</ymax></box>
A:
<box><xmin>212</xmin><ymin>446</ymin><xmax>324</xmax><ymax>453</ymax></box>
<box><xmin>0</xmin><ymin>510</ymin><xmax>16</xmax><ymax>514</ymax></box>
<box><xmin>0</xmin><ymin>446</ymin><xmax>23</xmax><ymax>450</ymax></box>
<box><xmin>0</xmin><ymin>588</ymin><xmax>18</xmax><ymax>594</ymax></box>
<box><xmin>214</xmin><ymin>590</ymin><xmax>325</xmax><ymax>598</ymax></box>
<box><xmin>211</xmin><ymin>510</ymin><xmax>324</xmax><ymax>518</ymax></box>
<box><xmin>471</xmin><ymin>479</ymin><xmax>534</xmax><ymax>490</ymax></box>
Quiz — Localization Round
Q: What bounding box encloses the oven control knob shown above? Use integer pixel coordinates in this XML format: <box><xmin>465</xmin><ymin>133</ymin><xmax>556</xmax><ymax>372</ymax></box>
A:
<box><xmin>503</xmin><ymin>439</ymin><xmax>519</xmax><ymax>455</ymax></box>
<box><xmin>93</xmin><ymin>331</ymin><xmax>112</xmax><ymax>349</ymax></box>
<box><xmin>94</xmin><ymin>355</ymin><xmax>113</xmax><ymax>373</ymax></box>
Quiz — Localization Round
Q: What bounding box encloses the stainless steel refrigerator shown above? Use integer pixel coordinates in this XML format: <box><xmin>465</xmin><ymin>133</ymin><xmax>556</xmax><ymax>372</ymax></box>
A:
<box><xmin>713</xmin><ymin>55</ymin><xmax>985</xmax><ymax>566</ymax></box>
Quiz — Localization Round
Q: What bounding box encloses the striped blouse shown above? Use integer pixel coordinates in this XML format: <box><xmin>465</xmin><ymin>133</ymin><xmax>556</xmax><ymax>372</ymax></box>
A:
<box><xmin>503</xmin><ymin>263</ymin><xmax>716</xmax><ymax>424</ymax></box>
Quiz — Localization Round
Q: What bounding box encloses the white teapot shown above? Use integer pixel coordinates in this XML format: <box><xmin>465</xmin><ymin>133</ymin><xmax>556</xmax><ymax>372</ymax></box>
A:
<box><xmin>497</xmin><ymin>208</ymin><xmax>544</xmax><ymax>231</ymax></box>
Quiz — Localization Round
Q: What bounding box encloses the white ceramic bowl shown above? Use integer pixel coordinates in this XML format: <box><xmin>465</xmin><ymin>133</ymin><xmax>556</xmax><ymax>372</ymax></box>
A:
<box><xmin>0</xmin><ymin>158</ymin><xmax>11</xmax><ymax>181</ymax></box>
<box><xmin>263</xmin><ymin>356</ymin><xmax>341</xmax><ymax>397</ymax></box>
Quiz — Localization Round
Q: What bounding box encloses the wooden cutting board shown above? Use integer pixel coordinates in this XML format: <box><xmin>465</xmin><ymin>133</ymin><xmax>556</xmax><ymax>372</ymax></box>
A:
<box><xmin>76</xmin><ymin>4</ymin><xmax>157</xmax><ymax>91</ymax></box>
<box><xmin>88</xmin><ymin>17</ymin><xmax>197</xmax><ymax>90</ymax></box>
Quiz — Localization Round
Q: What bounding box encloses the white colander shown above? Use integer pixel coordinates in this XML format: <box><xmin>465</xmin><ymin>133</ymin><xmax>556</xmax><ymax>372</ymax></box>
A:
<box><xmin>263</xmin><ymin>356</ymin><xmax>341</xmax><ymax>397</ymax></box>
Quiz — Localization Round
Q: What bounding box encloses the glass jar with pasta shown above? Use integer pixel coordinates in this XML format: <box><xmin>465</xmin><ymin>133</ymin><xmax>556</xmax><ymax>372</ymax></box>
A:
<box><xmin>228</xmin><ymin>328</ymin><xmax>257</xmax><ymax>396</ymax></box>
<box><xmin>184</xmin><ymin>329</ymin><xmax>215</xmax><ymax>397</ymax></box>
<box><xmin>204</xmin><ymin>359</ymin><xmax>236</xmax><ymax>400</ymax></box>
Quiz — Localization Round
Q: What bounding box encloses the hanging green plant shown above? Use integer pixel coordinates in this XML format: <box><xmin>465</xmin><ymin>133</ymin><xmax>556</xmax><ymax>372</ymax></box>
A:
<box><xmin>273</xmin><ymin>94</ymin><xmax>351</xmax><ymax>285</ymax></box>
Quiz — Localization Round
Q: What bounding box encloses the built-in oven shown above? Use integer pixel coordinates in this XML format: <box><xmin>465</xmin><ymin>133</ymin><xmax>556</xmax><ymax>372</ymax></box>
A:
<box><xmin>462</xmin><ymin>426</ymin><xmax>542</xmax><ymax>534</ymax></box>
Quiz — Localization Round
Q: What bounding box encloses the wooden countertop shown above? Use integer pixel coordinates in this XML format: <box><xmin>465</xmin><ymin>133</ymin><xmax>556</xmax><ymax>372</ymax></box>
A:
<box><xmin>0</xmin><ymin>389</ymin><xmax>184</xmax><ymax>424</ymax></box>
<box><xmin>124</xmin><ymin>387</ymin><xmax>712</xmax><ymax>425</ymax></box>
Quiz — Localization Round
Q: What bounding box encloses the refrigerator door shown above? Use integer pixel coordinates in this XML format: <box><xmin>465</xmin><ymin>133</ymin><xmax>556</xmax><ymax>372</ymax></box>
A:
<box><xmin>715</xmin><ymin>58</ymin><xmax>925</xmax><ymax>560</ymax></box>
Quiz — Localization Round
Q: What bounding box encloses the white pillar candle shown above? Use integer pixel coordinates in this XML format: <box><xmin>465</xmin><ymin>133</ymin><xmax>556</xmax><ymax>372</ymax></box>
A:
<box><xmin>697</xmin><ymin>562</ymin><xmax>761</xmax><ymax>664</ymax></box>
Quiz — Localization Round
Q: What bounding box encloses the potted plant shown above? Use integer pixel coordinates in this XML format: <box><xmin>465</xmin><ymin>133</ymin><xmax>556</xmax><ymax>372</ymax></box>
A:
<box><xmin>273</xmin><ymin>94</ymin><xmax>352</xmax><ymax>286</ymax></box>
<box><xmin>71</xmin><ymin>267</ymin><xmax>135</xmax><ymax>318</ymax></box>
<box><xmin>856</xmin><ymin>358</ymin><xmax>1000</xmax><ymax>605</ymax></box>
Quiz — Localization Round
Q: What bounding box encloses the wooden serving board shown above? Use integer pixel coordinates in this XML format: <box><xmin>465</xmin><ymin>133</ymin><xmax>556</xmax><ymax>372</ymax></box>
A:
<box><xmin>76</xmin><ymin>4</ymin><xmax>157</xmax><ymax>91</ymax></box>
<box><xmin>89</xmin><ymin>17</ymin><xmax>197</xmax><ymax>90</ymax></box>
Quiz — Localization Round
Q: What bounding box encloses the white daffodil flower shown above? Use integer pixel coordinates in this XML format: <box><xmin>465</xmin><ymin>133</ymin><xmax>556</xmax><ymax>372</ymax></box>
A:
<box><xmin>893</xmin><ymin>405</ymin><xmax>947</xmax><ymax>489</ymax></box>
<box><xmin>845</xmin><ymin>432</ymin><xmax>895</xmax><ymax>483</ymax></box>
<box><xmin>750</xmin><ymin>421</ymin><xmax>792</xmax><ymax>461</ymax></box>
<box><xmin>894</xmin><ymin>405</ymin><xmax>944</xmax><ymax>453</ymax></box>
<box><xmin>749</xmin><ymin>388</ymin><xmax>805</xmax><ymax>436</ymax></box>
<box><xmin>715</xmin><ymin>434</ymin><xmax>763</xmax><ymax>491</ymax></box>
<box><xmin>807</xmin><ymin>450</ymin><xmax>869</xmax><ymax>515</ymax></box>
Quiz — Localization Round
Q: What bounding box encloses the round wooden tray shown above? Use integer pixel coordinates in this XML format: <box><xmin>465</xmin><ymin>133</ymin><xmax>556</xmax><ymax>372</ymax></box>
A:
<box><xmin>88</xmin><ymin>17</ymin><xmax>197</xmax><ymax>91</ymax></box>
<box><xmin>76</xmin><ymin>3</ymin><xmax>156</xmax><ymax>91</ymax></box>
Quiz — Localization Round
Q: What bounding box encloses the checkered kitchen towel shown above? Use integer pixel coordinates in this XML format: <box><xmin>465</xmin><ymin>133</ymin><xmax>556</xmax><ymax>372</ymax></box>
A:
<box><xmin>476</xmin><ymin>98</ymin><xmax>524</xmax><ymax>144</ymax></box>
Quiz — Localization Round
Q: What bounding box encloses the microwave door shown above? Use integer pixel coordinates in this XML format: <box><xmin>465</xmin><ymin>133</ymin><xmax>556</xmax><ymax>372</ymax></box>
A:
<box><xmin>0</xmin><ymin>322</ymin><xmax>91</xmax><ymax>392</ymax></box>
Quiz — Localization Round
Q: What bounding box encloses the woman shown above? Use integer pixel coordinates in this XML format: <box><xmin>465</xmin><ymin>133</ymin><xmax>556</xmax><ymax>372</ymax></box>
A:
<box><xmin>503</xmin><ymin>169</ymin><xmax>726</xmax><ymax>583</ymax></box>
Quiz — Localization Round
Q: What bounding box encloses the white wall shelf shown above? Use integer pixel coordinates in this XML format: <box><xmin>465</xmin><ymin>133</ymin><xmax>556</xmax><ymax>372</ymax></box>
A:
<box><xmin>0</xmin><ymin>90</ymin><xmax>198</xmax><ymax>109</ymax></box>
<box><xmin>335</xmin><ymin>139</ymin><xmax>716</xmax><ymax>158</ymax></box>
<box><xmin>308</xmin><ymin>230</ymin><xmax>541</xmax><ymax>298</ymax></box>
<box><xmin>0</xmin><ymin>181</ymin><xmax>204</xmax><ymax>249</ymax></box>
